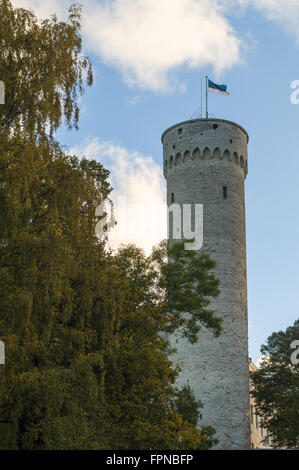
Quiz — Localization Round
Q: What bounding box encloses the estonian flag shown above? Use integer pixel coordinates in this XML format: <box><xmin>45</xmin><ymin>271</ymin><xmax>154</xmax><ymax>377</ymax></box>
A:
<box><xmin>208</xmin><ymin>79</ymin><xmax>230</xmax><ymax>96</ymax></box>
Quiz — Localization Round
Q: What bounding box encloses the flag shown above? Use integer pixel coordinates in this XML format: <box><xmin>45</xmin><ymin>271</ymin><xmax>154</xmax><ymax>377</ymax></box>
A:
<box><xmin>208</xmin><ymin>79</ymin><xmax>230</xmax><ymax>96</ymax></box>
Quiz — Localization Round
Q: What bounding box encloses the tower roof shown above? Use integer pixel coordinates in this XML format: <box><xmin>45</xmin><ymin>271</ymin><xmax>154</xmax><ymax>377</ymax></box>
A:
<box><xmin>161</xmin><ymin>118</ymin><xmax>249</xmax><ymax>144</ymax></box>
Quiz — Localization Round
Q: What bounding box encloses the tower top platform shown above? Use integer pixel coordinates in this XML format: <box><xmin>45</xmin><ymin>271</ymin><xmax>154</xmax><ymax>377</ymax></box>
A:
<box><xmin>161</xmin><ymin>118</ymin><xmax>249</xmax><ymax>144</ymax></box>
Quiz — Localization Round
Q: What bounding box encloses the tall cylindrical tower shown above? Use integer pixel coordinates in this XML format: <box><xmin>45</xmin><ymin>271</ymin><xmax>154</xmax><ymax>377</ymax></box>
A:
<box><xmin>162</xmin><ymin>118</ymin><xmax>250</xmax><ymax>449</ymax></box>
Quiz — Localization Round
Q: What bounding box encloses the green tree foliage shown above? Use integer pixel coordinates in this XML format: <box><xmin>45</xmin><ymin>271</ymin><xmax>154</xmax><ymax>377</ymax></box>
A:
<box><xmin>251</xmin><ymin>319</ymin><xmax>299</xmax><ymax>448</ymax></box>
<box><xmin>172</xmin><ymin>385</ymin><xmax>201</xmax><ymax>427</ymax></box>
<box><xmin>170</xmin><ymin>385</ymin><xmax>217</xmax><ymax>450</ymax></box>
<box><xmin>113</xmin><ymin>242</ymin><xmax>221</xmax><ymax>341</ymax></box>
<box><xmin>152</xmin><ymin>240</ymin><xmax>222</xmax><ymax>342</ymax></box>
<box><xmin>106</xmin><ymin>244</ymin><xmax>220</xmax><ymax>449</ymax></box>
<box><xmin>0</xmin><ymin>138</ymin><xmax>111</xmax><ymax>448</ymax></box>
<box><xmin>0</xmin><ymin>1</ymin><xmax>221</xmax><ymax>449</ymax></box>
<box><xmin>0</xmin><ymin>0</ymin><xmax>92</xmax><ymax>138</ymax></box>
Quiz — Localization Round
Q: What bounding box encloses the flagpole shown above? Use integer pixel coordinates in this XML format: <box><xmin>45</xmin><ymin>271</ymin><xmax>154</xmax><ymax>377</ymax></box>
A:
<box><xmin>200</xmin><ymin>78</ymin><xmax>203</xmax><ymax>118</ymax></box>
<box><xmin>205</xmin><ymin>75</ymin><xmax>208</xmax><ymax>118</ymax></box>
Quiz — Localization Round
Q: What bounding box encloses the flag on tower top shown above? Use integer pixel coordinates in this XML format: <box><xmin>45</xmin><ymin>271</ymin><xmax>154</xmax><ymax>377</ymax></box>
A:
<box><xmin>208</xmin><ymin>79</ymin><xmax>230</xmax><ymax>96</ymax></box>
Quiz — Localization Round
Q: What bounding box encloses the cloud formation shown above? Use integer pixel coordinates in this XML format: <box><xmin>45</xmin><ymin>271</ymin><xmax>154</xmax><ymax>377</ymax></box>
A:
<box><xmin>11</xmin><ymin>0</ymin><xmax>299</xmax><ymax>89</ymax></box>
<box><xmin>11</xmin><ymin>0</ymin><xmax>69</xmax><ymax>19</ymax></box>
<box><xmin>238</xmin><ymin>0</ymin><xmax>299</xmax><ymax>42</ymax></box>
<box><xmin>12</xmin><ymin>0</ymin><xmax>299</xmax><ymax>92</ymax></box>
<box><xmin>71</xmin><ymin>137</ymin><xmax>167</xmax><ymax>254</ymax></box>
<box><xmin>84</xmin><ymin>0</ymin><xmax>242</xmax><ymax>91</ymax></box>
<box><xmin>11</xmin><ymin>0</ymin><xmax>242</xmax><ymax>92</ymax></box>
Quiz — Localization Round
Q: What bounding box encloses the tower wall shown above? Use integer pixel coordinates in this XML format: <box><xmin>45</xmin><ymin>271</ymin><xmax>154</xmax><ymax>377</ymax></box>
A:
<box><xmin>162</xmin><ymin>119</ymin><xmax>250</xmax><ymax>449</ymax></box>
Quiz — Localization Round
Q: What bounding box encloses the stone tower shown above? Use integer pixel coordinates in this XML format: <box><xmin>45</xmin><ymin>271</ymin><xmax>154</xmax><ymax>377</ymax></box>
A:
<box><xmin>162</xmin><ymin>118</ymin><xmax>250</xmax><ymax>449</ymax></box>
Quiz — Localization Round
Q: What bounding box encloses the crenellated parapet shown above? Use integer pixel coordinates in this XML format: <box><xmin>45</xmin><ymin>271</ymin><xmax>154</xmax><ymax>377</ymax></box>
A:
<box><xmin>164</xmin><ymin>146</ymin><xmax>248</xmax><ymax>178</ymax></box>
<box><xmin>162</xmin><ymin>118</ymin><xmax>248</xmax><ymax>180</ymax></box>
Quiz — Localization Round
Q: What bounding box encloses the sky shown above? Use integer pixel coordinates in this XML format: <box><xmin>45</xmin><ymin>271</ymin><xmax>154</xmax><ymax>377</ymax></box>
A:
<box><xmin>11</xmin><ymin>0</ymin><xmax>299</xmax><ymax>362</ymax></box>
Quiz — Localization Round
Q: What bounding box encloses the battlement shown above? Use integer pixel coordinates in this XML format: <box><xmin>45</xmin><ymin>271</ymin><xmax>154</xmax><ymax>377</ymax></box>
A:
<box><xmin>163</xmin><ymin>145</ymin><xmax>248</xmax><ymax>179</ymax></box>
<box><xmin>162</xmin><ymin>118</ymin><xmax>248</xmax><ymax>180</ymax></box>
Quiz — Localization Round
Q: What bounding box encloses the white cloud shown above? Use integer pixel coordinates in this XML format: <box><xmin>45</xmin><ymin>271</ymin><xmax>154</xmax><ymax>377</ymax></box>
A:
<box><xmin>11</xmin><ymin>0</ymin><xmax>299</xmax><ymax>92</ymax></box>
<box><xmin>84</xmin><ymin>0</ymin><xmax>242</xmax><ymax>92</ymax></box>
<box><xmin>11</xmin><ymin>0</ymin><xmax>243</xmax><ymax>92</ymax></box>
<box><xmin>11</xmin><ymin>0</ymin><xmax>70</xmax><ymax>19</ymax></box>
<box><xmin>238</xmin><ymin>0</ymin><xmax>299</xmax><ymax>43</ymax></box>
<box><xmin>71</xmin><ymin>137</ymin><xmax>167</xmax><ymax>254</ymax></box>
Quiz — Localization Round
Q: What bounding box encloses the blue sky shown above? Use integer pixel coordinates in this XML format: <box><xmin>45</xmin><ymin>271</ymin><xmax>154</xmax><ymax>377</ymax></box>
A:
<box><xmin>13</xmin><ymin>0</ymin><xmax>299</xmax><ymax>362</ymax></box>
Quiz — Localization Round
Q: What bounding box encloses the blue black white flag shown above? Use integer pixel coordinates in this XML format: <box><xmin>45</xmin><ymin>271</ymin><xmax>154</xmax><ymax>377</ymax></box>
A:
<box><xmin>208</xmin><ymin>79</ymin><xmax>230</xmax><ymax>96</ymax></box>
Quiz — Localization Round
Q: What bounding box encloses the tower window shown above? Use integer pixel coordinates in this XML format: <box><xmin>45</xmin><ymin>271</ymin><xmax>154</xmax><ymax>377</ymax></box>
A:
<box><xmin>178</xmin><ymin>128</ymin><xmax>182</xmax><ymax>134</ymax></box>
<box><xmin>222</xmin><ymin>186</ymin><xmax>227</xmax><ymax>199</ymax></box>
<box><xmin>171</xmin><ymin>193</ymin><xmax>174</xmax><ymax>203</ymax></box>
<box><xmin>213</xmin><ymin>124</ymin><xmax>218</xmax><ymax>129</ymax></box>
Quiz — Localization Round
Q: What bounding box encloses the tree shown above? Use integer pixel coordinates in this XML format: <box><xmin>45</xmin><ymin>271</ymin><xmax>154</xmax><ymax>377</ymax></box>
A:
<box><xmin>0</xmin><ymin>139</ymin><xmax>112</xmax><ymax>448</ymax></box>
<box><xmin>250</xmin><ymin>319</ymin><xmax>299</xmax><ymax>448</ymax></box>
<box><xmin>151</xmin><ymin>240</ymin><xmax>222</xmax><ymax>342</ymax></box>
<box><xmin>105</xmin><ymin>243</ymin><xmax>221</xmax><ymax>449</ymax></box>
<box><xmin>172</xmin><ymin>385</ymin><xmax>201</xmax><ymax>427</ymax></box>
<box><xmin>0</xmin><ymin>0</ymin><xmax>92</xmax><ymax>138</ymax></box>
<box><xmin>0</xmin><ymin>0</ymin><xmax>107</xmax><ymax>449</ymax></box>
<box><xmin>114</xmin><ymin>241</ymin><xmax>222</xmax><ymax>343</ymax></box>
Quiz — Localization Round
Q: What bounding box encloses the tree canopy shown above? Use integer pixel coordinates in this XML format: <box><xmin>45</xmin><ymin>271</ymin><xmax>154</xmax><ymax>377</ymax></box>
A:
<box><xmin>250</xmin><ymin>319</ymin><xmax>299</xmax><ymax>448</ymax></box>
<box><xmin>0</xmin><ymin>0</ymin><xmax>92</xmax><ymax>138</ymax></box>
